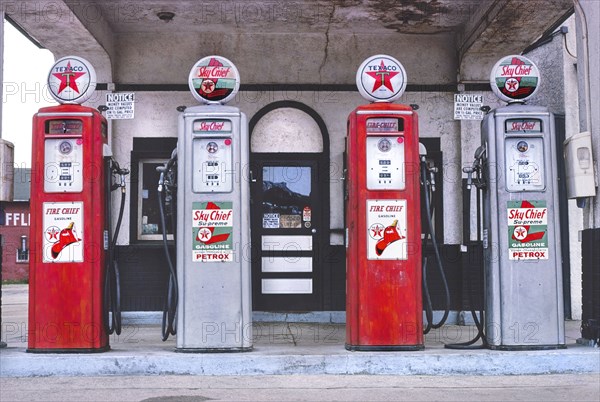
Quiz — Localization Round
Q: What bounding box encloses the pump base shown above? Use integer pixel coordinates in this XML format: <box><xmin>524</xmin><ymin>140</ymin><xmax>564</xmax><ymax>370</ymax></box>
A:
<box><xmin>26</xmin><ymin>345</ymin><xmax>110</xmax><ymax>354</ymax></box>
<box><xmin>488</xmin><ymin>344</ymin><xmax>567</xmax><ymax>351</ymax></box>
<box><xmin>345</xmin><ymin>343</ymin><xmax>424</xmax><ymax>351</ymax></box>
<box><xmin>175</xmin><ymin>346</ymin><xmax>253</xmax><ymax>353</ymax></box>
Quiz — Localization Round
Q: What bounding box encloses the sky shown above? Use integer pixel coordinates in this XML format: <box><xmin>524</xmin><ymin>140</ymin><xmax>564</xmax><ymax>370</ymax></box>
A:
<box><xmin>2</xmin><ymin>19</ymin><xmax>56</xmax><ymax>168</ymax></box>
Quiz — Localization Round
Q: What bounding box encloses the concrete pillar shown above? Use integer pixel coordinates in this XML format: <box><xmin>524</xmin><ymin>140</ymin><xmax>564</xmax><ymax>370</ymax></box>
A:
<box><xmin>1</xmin><ymin>11</ymin><xmax>4</xmax><ymax>138</ymax></box>
<box><xmin>0</xmin><ymin>11</ymin><xmax>6</xmax><ymax>349</ymax></box>
<box><xmin>575</xmin><ymin>0</ymin><xmax>600</xmax><ymax>228</ymax></box>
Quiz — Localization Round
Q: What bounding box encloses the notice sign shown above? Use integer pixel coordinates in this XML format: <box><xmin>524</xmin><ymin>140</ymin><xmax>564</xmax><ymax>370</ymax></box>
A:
<box><xmin>366</xmin><ymin>199</ymin><xmax>407</xmax><ymax>260</ymax></box>
<box><xmin>42</xmin><ymin>202</ymin><xmax>84</xmax><ymax>263</ymax></box>
<box><xmin>192</xmin><ymin>201</ymin><xmax>234</xmax><ymax>262</ymax></box>
<box><xmin>105</xmin><ymin>92</ymin><xmax>135</xmax><ymax>119</ymax></box>
<box><xmin>454</xmin><ymin>94</ymin><xmax>484</xmax><ymax>120</ymax></box>
<box><xmin>263</xmin><ymin>213</ymin><xmax>280</xmax><ymax>229</ymax></box>
<box><xmin>507</xmin><ymin>200</ymin><xmax>549</xmax><ymax>260</ymax></box>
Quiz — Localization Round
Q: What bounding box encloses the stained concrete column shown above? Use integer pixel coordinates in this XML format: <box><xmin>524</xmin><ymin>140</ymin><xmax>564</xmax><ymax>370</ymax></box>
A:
<box><xmin>1</xmin><ymin>11</ymin><xmax>4</xmax><ymax>135</ymax></box>
<box><xmin>575</xmin><ymin>0</ymin><xmax>600</xmax><ymax>228</ymax></box>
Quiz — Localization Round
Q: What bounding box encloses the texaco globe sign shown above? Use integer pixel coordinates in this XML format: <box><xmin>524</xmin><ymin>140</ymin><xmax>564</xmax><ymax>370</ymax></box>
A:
<box><xmin>490</xmin><ymin>55</ymin><xmax>541</xmax><ymax>103</ymax></box>
<box><xmin>356</xmin><ymin>55</ymin><xmax>407</xmax><ymax>103</ymax></box>
<box><xmin>188</xmin><ymin>56</ymin><xmax>241</xmax><ymax>105</ymax></box>
<box><xmin>47</xmin><ymin>56</ymin><xmax>97</xmax><ymax>104</ymax></box>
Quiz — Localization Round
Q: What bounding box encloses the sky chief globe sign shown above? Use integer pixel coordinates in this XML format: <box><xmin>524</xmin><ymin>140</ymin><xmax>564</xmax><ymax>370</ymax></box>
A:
<box><xmin>490</xmin><ymin>55</ymin><xmax>540</xmax><ymax>103</ymax></box>
<box><xmin>47</xmin><ymin>56</ymin><xmax>97</xmax><ymax>104</ymax></box>
<box><xmin>356</xmin><ymin>55</ymin><xmax>407</xmax><ymax>103</ymax></box>
<box><xmin>189</xmin><ymin>55</ymin><xmax>240</xmax><ymax>105</ymax></box>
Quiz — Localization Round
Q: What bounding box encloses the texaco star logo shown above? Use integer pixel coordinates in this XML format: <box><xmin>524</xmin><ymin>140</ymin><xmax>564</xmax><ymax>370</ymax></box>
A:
<box><xmin>505</xmin><ymin>77</ymin><xmax>519</xmax><ymax>92</ymax></box>
<box><xmin>197</xmin><ymin>227</ymin><xmax>212</xmax><ymax>242</ymax></box>
<box><xmin>366</xmin><ymin>60</ymin><xmax>400</xmax><ymax>92</ymax></box>
<box><xmin>201</xmin><ymin>80</ymin><xmax>215</xmax><ymax>94</ymax></box>
<box><xmin>356</xmin><ymin>55</ymin><xmax>407</xmax><ymax>102</ymax></box>
<box><xmin>45</xmin><ymin>226</ymin><xmax>60</xmax><ymax>243</ymax></box>
<box><xmin>52</xmin><ymin>61</ymin><xmax>86</xmax><ymax>94</ymax></box>
<box><xmin>513</xmin><ymin>226</ymin><xmax>528</xmax><ymax>241</ymax></box>
<box><xmin>47</xmin><ymin>56</ymin><xmax>97</xmax><ymax>104</ymax></box>
<box><xmin>369</xmin><ymin>223</ymin><xmax>384</xmax><ymax>240</ymax></box>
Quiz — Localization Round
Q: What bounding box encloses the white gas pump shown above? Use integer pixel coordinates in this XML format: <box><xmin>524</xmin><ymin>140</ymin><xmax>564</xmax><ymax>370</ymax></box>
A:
<box><xmin>466</xmin><ymin>55</ymin><xmax>565</xmax><ymax>350</ymax></box>
<box><xmin>175</xmin><ymin>56</ymin><xmax>252</xmax><ymax>352</ymax></box>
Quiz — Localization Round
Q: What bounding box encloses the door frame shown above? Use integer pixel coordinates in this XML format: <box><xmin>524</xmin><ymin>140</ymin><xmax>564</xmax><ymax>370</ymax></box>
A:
<box><xmin>249</xmin><ymin>101</ymin><xmax>331</xmax><ymax>311</ymax></box>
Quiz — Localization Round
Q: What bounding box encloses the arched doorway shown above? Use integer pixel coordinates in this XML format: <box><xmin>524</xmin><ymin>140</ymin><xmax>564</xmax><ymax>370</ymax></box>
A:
<box><xmin>249</xmin><ymin>101</ymin><xmax>330</xmax><ymax>311</ymax></box>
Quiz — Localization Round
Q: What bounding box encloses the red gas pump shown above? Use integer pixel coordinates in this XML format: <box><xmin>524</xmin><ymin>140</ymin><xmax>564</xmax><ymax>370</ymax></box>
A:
<box><xmin>346</xmin><ymin>55</ymin><xmax>423</xmax><ymax>350</ymax></box>
<box><xmin>28</xmin><ymin>56</ymin><xmax>110</xmax><ymax>352</ymax></box>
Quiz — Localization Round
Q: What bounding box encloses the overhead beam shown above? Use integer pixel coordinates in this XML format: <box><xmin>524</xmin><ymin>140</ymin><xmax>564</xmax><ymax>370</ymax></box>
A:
<box><xmin>458</xmin><ymin>0</ymin><xmax>573</xmax><ymax>82</ymax></box>
<box><xmin>1</xmin><ymin>0</ymin><xmax>114</xmax><ymax>83</ymax></box>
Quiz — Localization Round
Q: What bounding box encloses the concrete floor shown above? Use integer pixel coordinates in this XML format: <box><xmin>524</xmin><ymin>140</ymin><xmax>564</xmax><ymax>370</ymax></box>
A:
<box><xmin>1</xmin><ymin>284</ymin><xmax>599</xmax><ymax>377</ymax></box>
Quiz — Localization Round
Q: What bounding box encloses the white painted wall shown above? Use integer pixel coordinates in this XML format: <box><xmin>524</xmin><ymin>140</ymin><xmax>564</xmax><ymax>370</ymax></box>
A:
<box><xmin>112</xmin><ymin>90</ymin><xmax>463</xmax><ymax>247</ymax></box>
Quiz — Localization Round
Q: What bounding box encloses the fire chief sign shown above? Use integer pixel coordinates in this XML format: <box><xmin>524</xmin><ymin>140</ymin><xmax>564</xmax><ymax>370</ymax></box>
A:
<box><xmin>507</xmin><ymin>200</ymin><xmax>548</xmax><ymax>260</ymax></box>
<box><xmin>366</xmin><ymin>199</ymin><xmax>407</xmax><ymax>260</ymax></box>
<box><xmin>42</xmin><ymin>202</ymin><xmax>84</xmax><ymax>263</ymax></box>
<box><xmin>192</xmin><ymin>201</ymin><xmax>234</xmax><ymax>262</ymax></box>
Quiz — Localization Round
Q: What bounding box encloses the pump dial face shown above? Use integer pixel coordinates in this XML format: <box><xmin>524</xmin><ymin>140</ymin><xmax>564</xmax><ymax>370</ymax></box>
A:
<box><xmin>378</xmin><ymin>138</ymin><xmax>392</xmax><ymax>152</ymax></box>
<box><xmin>59</xmin><ymin>140</ymin><xmax>73</xmax><ymax>155</ymax></box>
<box><xmin>206</xmin><ymin>141</ymin><xmax>219</xmax><ymax>154</ymax></box>
<box><xmin>517</xmin><ymin>141</ymin><xmax>529</xmax><ymax>153</ymax></box>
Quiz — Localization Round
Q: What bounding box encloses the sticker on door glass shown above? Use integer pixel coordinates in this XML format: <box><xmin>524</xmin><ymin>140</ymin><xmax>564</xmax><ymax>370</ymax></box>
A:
<box><xmin>507</xmin><ymin>200</ymin><xmax>548</xmax><ymax>260</ymax></box>
<box><xmin>263</xmin><ymin>213</ymin><xmax>280</xmax><ymax>228</ymax></box>
<box><xmin>367</xmin><ymin>199</ymin><xmax>407</xmax><ymax>260</ymax></box>
<box><xmin>280</xmin><ymin>215</ymin><xmax>302</xmax><ymax>228</ymax></box>
<box><xmin>42</xmin><ymin>202</ymin><xmax>84</xmax><ymax>263</ymax></box>
<box><xmin>192</xmin><ymin>201</ymin><xmax>234</xmax><ymax>262</ymax></box>
<box><xmin>303</xmin><ymin>206</ymin><xmax>312</xmax><ymax>222</ymax></box>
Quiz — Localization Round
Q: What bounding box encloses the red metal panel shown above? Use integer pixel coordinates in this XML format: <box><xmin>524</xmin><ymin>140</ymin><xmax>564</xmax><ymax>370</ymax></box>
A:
<box><xmin>28</xmin><ymin>105</ymin><xmax>108</xmax><ymax>351</ymax></box>
<box><xmin>346</xmin><ymin>103</ymin><xmax>423</xmax><ymax>350</ymax></box>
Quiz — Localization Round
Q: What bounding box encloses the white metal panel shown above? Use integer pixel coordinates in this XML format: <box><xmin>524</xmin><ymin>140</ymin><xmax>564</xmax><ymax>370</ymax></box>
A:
<box><xmin>261</xmin><ymin>279</ymin><xmax>313</xmax><ymax>294</ymax></box>
<box><xmin>261</xmin><ymin>257</ymin><xmax>313</xmax><ymax>273</ymax></box>
<box><xmin>261</xmin><ymin>235</ymin><xmax>312</xmax><ymax>251</ymax></box>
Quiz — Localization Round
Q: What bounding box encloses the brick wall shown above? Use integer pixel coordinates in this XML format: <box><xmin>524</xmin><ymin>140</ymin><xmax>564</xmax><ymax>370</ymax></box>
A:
<box><xmin>1</xmin><ymin>202</ymin><xmax>30</xmax><ymax>281</ymax></box>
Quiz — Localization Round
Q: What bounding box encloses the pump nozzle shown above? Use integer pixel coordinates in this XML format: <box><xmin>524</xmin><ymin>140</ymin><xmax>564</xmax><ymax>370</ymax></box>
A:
<box><xmin>156</xmin><ymin>166</ymin><xmax>166</xmax><ymax>192</ymax></box>
<box><xmin>419</xmin><ymin>142</ymin><xmax>428</xmax><ymax>158</ymax></box>
<box><xmin>463</xmin><ymin>166</ymin><xmax>474</xmax><ymax>190</ymax></box>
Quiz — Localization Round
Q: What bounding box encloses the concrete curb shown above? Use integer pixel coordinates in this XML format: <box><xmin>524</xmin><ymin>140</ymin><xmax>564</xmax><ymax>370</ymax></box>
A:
<box><xmin>1</xmin><ymin>346</ymin><xmax>599</xmax><ymax>377</ymax></box>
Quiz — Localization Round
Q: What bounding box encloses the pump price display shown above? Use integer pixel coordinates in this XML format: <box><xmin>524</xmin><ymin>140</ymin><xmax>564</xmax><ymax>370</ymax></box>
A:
<box><xmin>45</xmin><ymin>119</ymin><xmax>83</xmax><ymax>135</ymax></box>
<box><xmin>507</xmin><ymin>200</ymin><xmax>548</xmax><ymax>260</ymax></box>
<box><xmin>192</xmin><ymin>201</ymin><xmax>234</xmax><ymax>263</ymax></box>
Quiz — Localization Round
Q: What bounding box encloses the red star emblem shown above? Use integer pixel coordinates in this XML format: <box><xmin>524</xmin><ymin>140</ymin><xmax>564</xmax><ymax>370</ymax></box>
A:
<box><xmin>201</xmin><ymin>80</ymin><xmax>215</xmax><ymax>93</ymax></box>
<box><xmin>198</xmin><ymin>227</ymin><xmax>211</xmax><ymax>240</ymax></box>
<box><xmin>52</xmin><ymin>61</ymin><xmax>86</xmax><ymax>94</ymax></box>
<box><xmin>506</xmin><ymin>78</ymin><xmax>519</xmax><ymax>90</ymax></box>
<box><xmin>371</xmin><ymin>225</ymin><xmax>384</xmax><ymax>238</ymax></box>
<box><xmin>366</xmin><ymin>61</ymin><xmax>399</xmax><ymax>92</ymax></box>
<box><xmin>514</xmin><ymin>227</ymin><xmax>527</xmax><ymax>240</ymax></box>
<box><xmin>46</xmin><ymin>227</ymin><xmax>59</xmax><ymax>241</ymax></box>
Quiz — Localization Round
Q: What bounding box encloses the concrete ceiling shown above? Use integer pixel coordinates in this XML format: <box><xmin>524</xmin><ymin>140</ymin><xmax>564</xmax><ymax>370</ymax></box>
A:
<box><xmin>3</xmin><ymin>0</ymin><xmax>574</xmax><ymax>83</ymax></box>
<box><xmin>76</xmin><ymin>0</ymin><xmax>480</xmax><ymax>35</ymax></box>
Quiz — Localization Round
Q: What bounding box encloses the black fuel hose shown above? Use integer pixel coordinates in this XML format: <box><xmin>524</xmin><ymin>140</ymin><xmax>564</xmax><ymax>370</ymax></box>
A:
<box><xmin>105</xmin><ymin>159</ymin><xmax>128</xmax><ymax>336</ymax></box>
<box><xmin>158</xmin><ymin>154</ymin><xmax>178</xmax><ymax>341</ymax></box>
<box><xmin>421</xmin><ymin>158</ymin><xmax>451</xmax><ymax>334</ymax></box>
<box><xmin>445</xmin><ymin>184</ymin><xmax>487</xmax><ymax>349</ymax></box>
